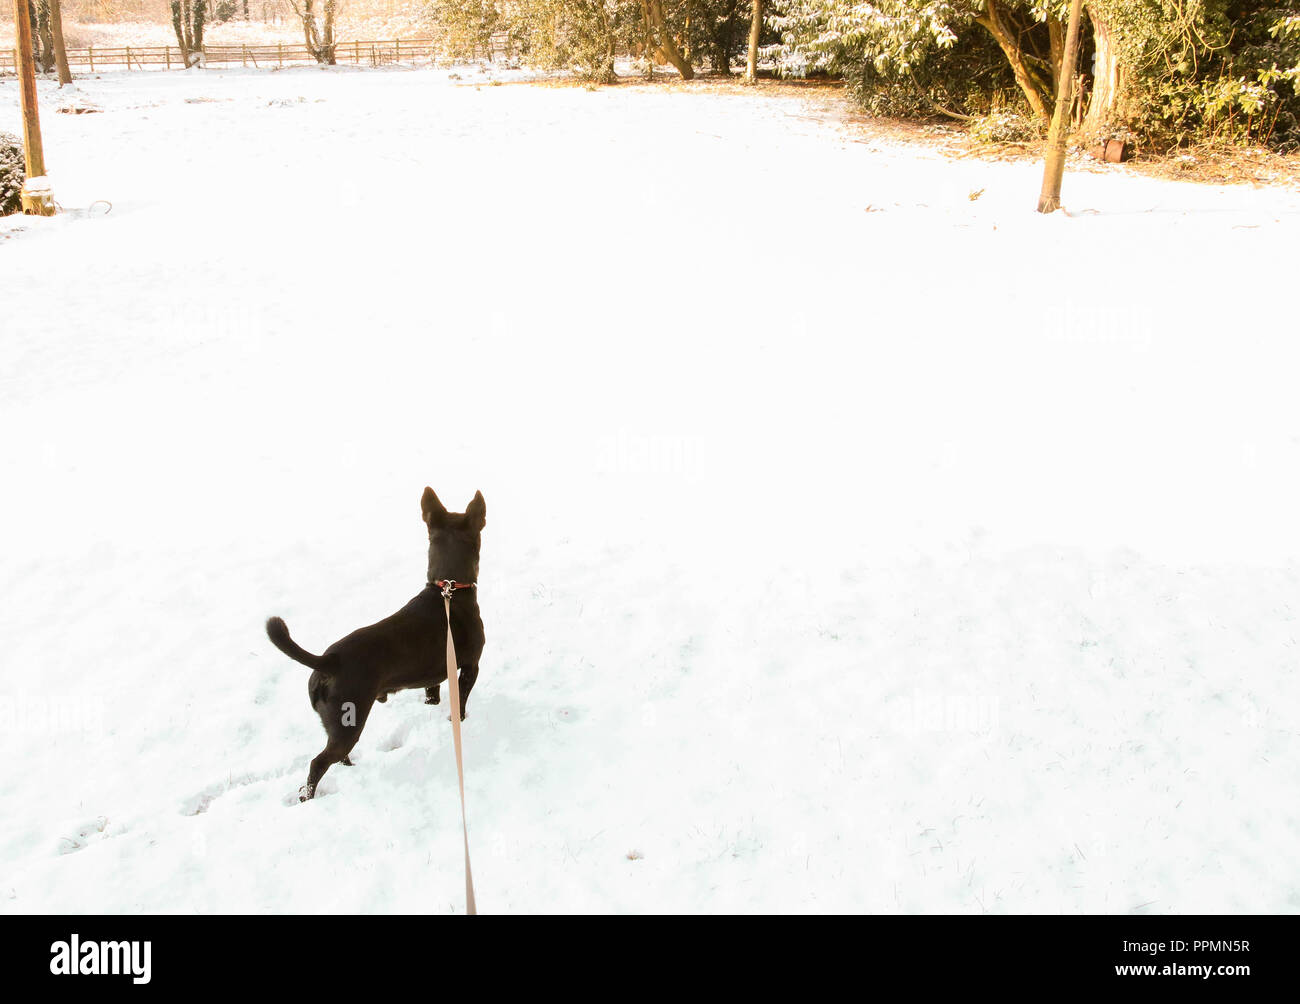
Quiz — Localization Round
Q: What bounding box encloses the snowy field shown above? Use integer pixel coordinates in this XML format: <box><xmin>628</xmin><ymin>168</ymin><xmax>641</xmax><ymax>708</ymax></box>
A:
<box><xmin>2</xmin><ymin>66</ymin><xmax>1299</xmax><ymax>914</ymax></box>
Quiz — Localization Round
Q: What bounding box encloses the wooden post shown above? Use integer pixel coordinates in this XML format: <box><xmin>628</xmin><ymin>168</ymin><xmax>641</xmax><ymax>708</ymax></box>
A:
<box><xmin>126</xmin><ymin>45</ymin><xmax>132</xmax><ymax>71</ymax></box>
<box><xmin>87</xmin><ymin>44</ymin><xmax>93</xmax><ymax>72</ymax></box>
<box><xmin>166</xmin><ymin>45</ymin><xmax>171</xmax><ymax>69</ymax></box>
<box><xmin>12</xmin><ymin>0</ymin><xmax>55</xmax><ymax>215</ymax></box>
<box><xmin>277</xmin><ymin>42</ymin><xmax>283</xmax><ymax>68</ymax></box>
<box><xmin>1036</xmin><ymin>0</ymin><xmax>1085</xmax><ymax>214</ymax></box>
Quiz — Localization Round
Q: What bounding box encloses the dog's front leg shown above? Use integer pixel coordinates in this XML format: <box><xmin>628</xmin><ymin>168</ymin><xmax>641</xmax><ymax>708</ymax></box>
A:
<box><xmin>424</xmin><ymin>685</ymin><xmax>440</xmax><ymax>706</ymax></box>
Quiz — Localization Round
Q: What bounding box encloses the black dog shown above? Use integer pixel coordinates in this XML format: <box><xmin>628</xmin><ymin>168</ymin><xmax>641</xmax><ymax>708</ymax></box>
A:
<box><xmin>266</xmin><ymin>487</ymin><xmax>486</xmax><ymax>802</ymax></box>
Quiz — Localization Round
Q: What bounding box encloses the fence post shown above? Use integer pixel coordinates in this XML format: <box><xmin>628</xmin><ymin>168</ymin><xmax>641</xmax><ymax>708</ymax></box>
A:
<box><xmin>395</xmin><ymin>38</ymin><xmax>399</xmax><ymax>63</ymax></box>
<box><xmin>242</xmin><ymin>44</ymin><xmax>247</xmax><ymax>67</ymax></box>
<box><xmin>126</xmin><ymin>46</ymin><xmax>132</xmax><ymax>70</ymax></box>
<box><xmin>277</xmin><ymin>42</ymin><xmax>283</xmax><ymax>68</ymax></box>
<box><xmin>87</xmin><ymin>45</ymin><xmax>93</xmax><ymax>72</ymax></box>
<box><xmin>166</xmin><ymin>45</ymin><xmax>171</xmax><ymax>70</ymax></box>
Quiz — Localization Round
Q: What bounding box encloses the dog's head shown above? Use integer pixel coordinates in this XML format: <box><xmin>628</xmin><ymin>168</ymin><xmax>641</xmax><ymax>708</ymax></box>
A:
<box><xmin>421</xmin><ymin>487</ymin><xmax>486</xmax><ymax>585</ymax></box>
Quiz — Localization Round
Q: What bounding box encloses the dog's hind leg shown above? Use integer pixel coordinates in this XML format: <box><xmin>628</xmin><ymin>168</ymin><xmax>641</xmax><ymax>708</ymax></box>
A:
<box><xmin>299</xmin><ymin>699</ymin><xmax>373</xmax><ymax>801</ymax></box>
<box><xmin>453</xmin><ymin>664</ymin><xmax>479</xmax><ymax>721</ymax></box>
<box><xmin>300</xmin><ymin>741</ymin><xmax>350</xmax><ymax>801</ymax></box>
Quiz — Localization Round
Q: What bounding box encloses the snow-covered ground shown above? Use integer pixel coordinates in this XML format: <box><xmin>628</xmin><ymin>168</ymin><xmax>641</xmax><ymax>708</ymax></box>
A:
<box><xmin>2</xmin><ymin>66</ymin><xmax>1298</xmax><ymax>914</ymax></box>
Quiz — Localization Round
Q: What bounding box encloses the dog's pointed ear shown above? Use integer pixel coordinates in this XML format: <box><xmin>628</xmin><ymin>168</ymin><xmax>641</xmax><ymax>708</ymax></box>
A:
<box><xmin>465</xmin><ymin>490</ymin><xmax>486</xmax><ymax>530</ymax></box>
<box><xmin>421</xmin><ymin>487</ymin><xmax>448</xmax><ymax>526</ymax></box>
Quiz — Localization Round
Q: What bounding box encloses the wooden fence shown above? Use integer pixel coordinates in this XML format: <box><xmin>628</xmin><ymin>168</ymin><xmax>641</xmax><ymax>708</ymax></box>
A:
<box><xmin>6</xmin><ymin>38</ymin><xmax>441</xmax><ymax>73</ymax></box>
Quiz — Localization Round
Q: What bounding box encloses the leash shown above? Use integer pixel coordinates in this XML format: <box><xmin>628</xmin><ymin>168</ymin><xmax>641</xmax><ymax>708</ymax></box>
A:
<box><xmin>436</xmin><ymin>579</ymin><xmax>477</xmax><ymax>915</ymax></box>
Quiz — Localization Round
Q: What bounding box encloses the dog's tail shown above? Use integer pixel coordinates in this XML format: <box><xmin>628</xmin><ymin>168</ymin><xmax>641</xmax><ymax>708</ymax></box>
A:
<box><xmin>265</xmin><ymin>617</ymin><xmax>334</xmax><ymax>673</ymax></box>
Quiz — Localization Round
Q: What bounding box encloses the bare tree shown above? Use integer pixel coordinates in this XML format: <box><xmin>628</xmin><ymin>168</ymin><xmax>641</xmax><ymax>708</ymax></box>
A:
<box><xmin>170</xmin><ymin>0</ymin><xmax>207</xmax><ymax>68</ymax></box>
<box><xmin>289</xmin><ymin>0</ymin><xmax>339</xmax><ymax>66</ymax></box>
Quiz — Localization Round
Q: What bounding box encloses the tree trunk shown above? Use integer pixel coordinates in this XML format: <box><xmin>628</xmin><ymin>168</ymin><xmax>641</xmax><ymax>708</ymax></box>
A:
<box><xmin>639</xmin><ymin>7</ymin><xmax>655</xmax><ymax>79</ymax></box>
<box><xmin>1037</xmin><ymin>0</ymin><xmax>1085</xmax><ymax>213</ymax></box>
<box><xmin>641</xmin><ymin>0</ymin><xmax>693</xmax><ymax>80</ymax></box>
<box><xmin>192</xmin><ymin>0</ymin><xmax>205</xmax><ymax>65</ymax></box>
<box><xmin>296</xmin><ymin>0</ymin><xmax>335</xmax><ymax>65</ymax></box>
<box><xmin>300</xmin><ymin>0</ymin><xmax>317</xmax><ymax>56</ymax></box>
<box><xmin>1048</xmin><ymin>14</ymin><xmax>1064</xmax><ymax>95</ymax></box>
<box><xmin>975</xmin><ymin>1</ymin><xmax>1051</xmax><ymax>125</ymax></box>
<box><xmin>33</xmin><ymin>1</ymin><xmax>55</xmax><ymax>74</ymax></box>
<box><xmin>48</xmin><ymin>0</ymin><xmax>72</xmax><ymax>84</ymax></box>
<box><xmin>1081</xmin><ymin>6</ymin><xmax>1124</xmax><ymax>138</ymax></box>
<box><xmin>171</xmin><ymin>0</ymin><xmax>191</xmax><ymax>68</ymax></box>
<box><xmin>171</xmin><ymin>0</ymin><xmax>204</xmax><ymax>67</ymax></box>
<box><xmin>714</xmin><ymin>41</ymin><xmax>731</xmax><ymax>75</ymax></box>
<box><xmin>597</xmin><ymin>13</ymin><xmax>618</xmax><ymax>83</ymax></box>
<box><xmin>745</xmin><ymin>0</ymin><xmax>762</xmax><ymax>84</ymax></box>
<box><xmin>321</xmin><ymin>0</ymin><xmax>337</xmax><ymax>65</ymax></box>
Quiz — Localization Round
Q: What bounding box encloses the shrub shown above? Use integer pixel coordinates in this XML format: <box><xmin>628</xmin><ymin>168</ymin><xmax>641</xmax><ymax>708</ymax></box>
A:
<box><xmin>1122</xmin><ymin>1</ymin><xmax>1300</xmax><ymax>151</ymax></box>
<box><xmin>1</xmin><ymin>132</ymin><xmax>25</xmax><ymax>217</ymax></box>
<box><xmin>968</xmin><ymin>109</ymin><xmax>1039</xmax><ymax>144</ymax></box>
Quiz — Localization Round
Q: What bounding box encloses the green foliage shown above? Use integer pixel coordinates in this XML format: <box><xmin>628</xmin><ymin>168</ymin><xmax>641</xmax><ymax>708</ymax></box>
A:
<box><xmin>510</xmin><ymin>1</ymin><xmax>639</xmax><ymax>81</ymax></box>
<box><xmin>424</xmin><ymin>0</ymin><xmax>507</xmax><ymax>61</ymax></box>
<box><xmin>769</xmin><ymin>1</ymin><xmax>979</xmax><ymax>77</ymax></box>
<box><xmin>772</xmin><ymin>0</ymin><xmax>1300</xmax><ymax>149</ymax></box>
<box><xmin>683</xmin><ymin>0</ymin><xmax>749</xmax><ymax>73</ymax></box>
<box><xmin>849</xmin><ymin>22</ymin><xmax>1021</xmax><ymax>118</ymax></box>
<box><xmin>1</xmin><ymin>132</ymin><xmax>24</xmax><ymax>217</ymax></box>
<box><xmin>425</xmin><ymin>0</ymin><xmax>642</xmax><ymax>80</ymax></box>
<box><xmin>1123</xmin><ymin>1</ymin><xmax>1300</xmax><ymax>149</ymax></box>
<box><xmin>425</xmin><ymin>0</ymin><xmax>758</xmax><ymax>80</ymax></box>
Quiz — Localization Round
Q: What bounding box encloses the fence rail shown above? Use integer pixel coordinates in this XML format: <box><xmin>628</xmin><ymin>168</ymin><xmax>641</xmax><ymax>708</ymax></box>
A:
<box><xmin>6</xmin><ymin>38</ymin><xmax>442</xmax><ymax>73</ymax></box>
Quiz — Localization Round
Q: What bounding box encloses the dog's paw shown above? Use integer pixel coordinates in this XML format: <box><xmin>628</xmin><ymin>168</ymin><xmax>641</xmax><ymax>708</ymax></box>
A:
<box><xmin>298</xmin><ymin>783</ymin><xmax>316</xmax><ymax>802</ymax></box>
<box><xmin>446</xmin><ymin>713</ymin><xmax>468</xmax><ymax>723</ymax></box>
<box><xmin>338</xmin><ymin>755</ymin><xmax>354</xmax><ymax>767</ymax></box>
<box><xmin>425</xmin><ymin>688</ymin><xmax>441</xmax><ymax>705</ymax></box>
